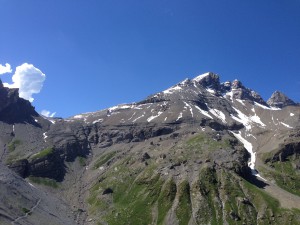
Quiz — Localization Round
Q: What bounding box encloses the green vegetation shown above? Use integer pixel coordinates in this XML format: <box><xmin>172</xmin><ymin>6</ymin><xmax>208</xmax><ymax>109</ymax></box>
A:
<box><xmin>243</xmin><ymin>179</ymin><xmax>279</xmax><ymax>212</ymax></box>
<box><xmin>78</xmin><ymin>156</ymin><xmax>87</xmax><ymax>166</ymax></box>
<box><xmin>88</xmin><ymin>158</ymin><xmax>138</xmax><ymax>213</ymax></box>
<box><xmin>102</xmin><ymin>163</ymin><xmax>162</xmax><ymax>224</ymax></box>
<box><xmin>157</xmin><ymin>178</ymin><xmax>176</xmax><ymax>225</ymax></box>
<box><xmin>221</xmin><ymin>171</ymin><xmax>257</xmax><ymax>224</ymax></box>
<box><xmin>22</xmin><ymin>207</ymin><xmax>31</xmax><ymax>215</ymax></box>
<box><xmin>88</xmin><ymin>159</ymin><xmax>166</xmax><ymax>225</ymax></box>
<box><xmin>170</xmin><ymin>133</ymin><xmax>234</xmax><ymax>164</ymax></box>
<box><xmin>197</xmin><ymin>166</ymin><xmax>223</xmax><ymax>225</ymax></box>
<box><xmin>87</xmin><ymin>138</ymin><xmax>300</xmax><ymax>225</ymax></box>
<box><xmin>88</xmin><ymin>162</ymin><xmax>300</xmax><ymax>225</ymax></box>
<box><xmin>261</xmin><ymin>151</ymin><xmax>275</xmax><ymax>162</ymax></box>
<box><xmin>176</xmin><ymin>180</ymin><xmax>192</xmax><ymax>225</ymax></box>
<box><xmin>8</xmin><ymin>139</ymin><xmax>22</xmax><ymax>152</ymax></box>
<box><xmin>28</xmin><ymin>176</ymin><xmax>59</xmax><ymax>188</ymax></box>
<box><xmin>186</xmin><ymin>133</ymin><xmax>232</xmax><ymax>152</ymax></box>
<box><xmin>261</xmin><ymin>158</ymin><xmax>300</xmax><ymax>196</ymax></box>
<box><xmin>31</xmin><ymin>147</ymin><xmax>54</xmax><ymax>160</ymax></box>
<box><xmin>93</xmin><ymin>151</ymin><xmax>116</xmax><ymax>169</ymax></box>
<box><xmin>193</xmin><ymin>166</ymin><xmax>300</xmax><ymax>225</ymax></box>
<box><xmin>241</xmin><ymin>179</ymin><xmax>300</xmax><ymax>224</ymax></box>
<box><xmin>6</xmin><ymin>152</ymin><xmax>21</xmax><ymax>164</ymax></box>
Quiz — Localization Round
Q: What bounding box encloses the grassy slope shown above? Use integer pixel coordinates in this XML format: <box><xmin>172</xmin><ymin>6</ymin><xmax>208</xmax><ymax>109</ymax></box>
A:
<box><xmin>86</xmin><ymin>133</ymin><xmax>300</xmax><ymax>225</ymax></box>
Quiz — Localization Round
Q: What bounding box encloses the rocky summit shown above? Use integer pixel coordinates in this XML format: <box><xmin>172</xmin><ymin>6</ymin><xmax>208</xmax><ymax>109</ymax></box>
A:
<box><xmin>1</xmin><ymin>72</ymin><xmax>300</xmax><ymax>225</ymax></box>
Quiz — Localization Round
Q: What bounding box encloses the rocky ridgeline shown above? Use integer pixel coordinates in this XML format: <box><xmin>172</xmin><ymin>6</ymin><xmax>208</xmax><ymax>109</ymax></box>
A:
<box><xmin>1</xmin><ymin>73</ymin><xmax>300</xmax><ymax>225</ymax></box>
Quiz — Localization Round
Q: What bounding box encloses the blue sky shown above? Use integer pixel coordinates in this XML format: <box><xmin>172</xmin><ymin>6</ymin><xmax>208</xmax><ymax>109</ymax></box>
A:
<box><xmin>0</xmin><ymin>0</ymin><xmax>299</xmax><ymax>118</ymax></box>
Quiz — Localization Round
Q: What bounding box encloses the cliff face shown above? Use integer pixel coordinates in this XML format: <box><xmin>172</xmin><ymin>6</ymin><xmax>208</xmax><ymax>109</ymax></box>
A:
<box><xmin>0</xmin><ymin>80</ymin><xmax>38</xmax><ymax>124</ymax></box>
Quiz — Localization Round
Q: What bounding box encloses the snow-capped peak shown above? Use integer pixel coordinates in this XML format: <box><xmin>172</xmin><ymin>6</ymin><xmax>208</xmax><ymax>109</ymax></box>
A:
<box><xmin>179</xmin><ymin>78</ymin><xmax>190</xmax><ymax>85</ymax></box>
<box><xmin>193</xmin><ymin>72</ymin><xmax>211</xmax><ymax>82</ymax></box>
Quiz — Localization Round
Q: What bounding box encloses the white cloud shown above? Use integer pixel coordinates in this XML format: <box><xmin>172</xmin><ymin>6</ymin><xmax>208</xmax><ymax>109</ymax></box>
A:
<box><xmin>0</xmin><ymin>63</ymin><xmax>12</xmax><ymax>74</ymax></box>
<box><xmin>41</xmin><ymin>110</ymin><xmax>56</xmax><ymax>118</ymax></box>
<box><xmin>3</xmin><ymin>63</ymin><xmax>46</xmax><ymax>102</ymax></box>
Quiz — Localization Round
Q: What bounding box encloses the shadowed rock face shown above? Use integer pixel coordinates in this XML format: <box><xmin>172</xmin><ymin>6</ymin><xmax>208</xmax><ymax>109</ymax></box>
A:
<box><xmin>267</xmin><ymin>90</ymin><xmax>296</xmax><ymax>108</ymax></box>
<box><xmin>0</xmin><ymin>79</ymin><xmax>39</xmax><ymax>124</ymax></box>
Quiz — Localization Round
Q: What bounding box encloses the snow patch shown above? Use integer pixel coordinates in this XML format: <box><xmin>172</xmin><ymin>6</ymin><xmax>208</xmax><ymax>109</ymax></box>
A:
<box><xmin>93</xmin><ymin>119</ymin><xmax>103</xmax><ymax>124</ymax></box>
<box><xmin>180</xmin><ymin>78</ymin><xmax>189</xmax><ymax>85</ymax></box>
<box><xmin>183</xmin><ymin>102</ymin><xmax>194</xmax><ymax>117</ymax></box>
<box><xmin>43</xmin><ymin>132</ymin><xmax>48</xmax><ymax>142</ymax></box>
<box><xmin>231</xmin><ymin>107</ymin><xmax>265</xmax><ymax>130</ymax></box>
<box><xmin>208</xmin><ymin>108</ymin><xmax>226</xmax><ymax>123</ymax></box>
<box><xmin>109</xmin><ymin>104</ymin><xmax>131</xmax><ymax>111</ymax></box>
<box><xmin>163</xmin><ymin>85</ymin><xmax>182</xmax><ymax>94</ymax></box>
<box><xmin>193</xmin><ymin>81</ymin><xmax>199</xmax><ymax>89</ymax></box>
<box><xmin>193</xmin><ymin>72</ymin><xmax>210</xmax><ymax>82</ymax></box>
<box><xmin>176</xmin><ymin>112</ymin><xmax>183</xmax><ymax>121</ymax></box>
<box><xmin>280</xmin><ymin>122</ymin><xmax>293</xmax><ymax>129</ymax></box>
<box><xmin>236</xmin><ymin>99</ymin><xmax>245</xmax><ymax>106</ymax></box>
<box><xmin>250</xmin><ymin>115</ymin><xmax>266</xmax><ymax>127</ymax></box>
<box><xmin>290</xmin><ymin>113</ymin><xmax>295</xmax><ymax>116</ymax></box>
<box><xmin>271</xmin><ymin>115</ymin><xmax>278</xmax><ymax>126</ymax></box>
<box><xmin>128</xmin><ymin>112</ymin><xmax>136</xmax><ymax>121</ymax></box>
<box><xmin>28</xmin><ymin>182</ymin><xmax>35</xmax><ymax>188</ymax></box>
<box><xmin>230</xmin><ymin>107</ymin><xmax>252</xmax><ymax>130</ymax></box>
<box><xmin>225</xmin><ymin>91</ymin><xmax>233</xmax><ymax>102</ymax></box>
<box><xmin>254</xmin><ymin>102</ymin><xmax>270</xmax><ymax>109</ymax></box>
<box><xmin>49</xmin><ymin>119</ymin><xmax>56</xmax><ymax>124</ymax></box>
<box><xmin>206</xmin><ymin>88</ymin><xmax>215</xmax><ymax>95</ymax></box>
<box><xmin>147</xmin><ymin>111</ymin><xmax>163</xmax><ymax>122</ymax></box>
<box><xmin>230</xmin><ymin>131</ymin><xmax>266</xmax><ymax>181</ymax></box>
<box><xmin>194</xmin><ymin>105</ymin><xmax>213</xmax><ymax>119</ymax></box>
<box><xmin>270</xmin><ymin>107</ymin><xmax>281</xmax><ymax>111</ymax></box>
<box><xmin>254</xmin><ymin>102</ymin><xmax>281</xmax><ymax>111</ymax></box>
<box><xmin>132</xmin><ymin>113</ymin><xmax>145</xmax><ymax>123</ymax></box>
<box><xmin>246</xmin><ymin>133</ymin><xmax>257</xmax><ymax>140</ymax></box>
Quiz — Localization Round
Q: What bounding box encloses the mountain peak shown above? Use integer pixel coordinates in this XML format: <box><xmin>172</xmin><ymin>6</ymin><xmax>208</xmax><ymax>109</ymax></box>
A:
<box><xmin>231</xmin><ymin>79</ymin><xmax>244</xmax><ymax>89</ymax></box>
<box><xmin>193</xmin><ymin>72</ymin><xmax>219</xmax><ymax>84</ymax></box>
<box><xmin>267</xmin><ymin>91</ymin><xmax>296</xmax><ymax>108</ymax></box>
<box><xmin>193</xmin><ymin>72</ymin><xmax>221</xmax><ymax>92</ymax></box>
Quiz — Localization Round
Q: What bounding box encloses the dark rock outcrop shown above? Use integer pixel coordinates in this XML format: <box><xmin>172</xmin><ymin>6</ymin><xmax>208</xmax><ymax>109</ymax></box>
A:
<box><xmin>222</xmin><ymin>79</ymin><xmax>267</xmax><ymax>105</ymax></box>
<box><xmin>102</xmin><ymin>188</ymin><xmax>113</xmax><ymax>195</ymax></box>
<box><xmin>210</xmin><ymin>147</ymin><xmax>250</xmax><ymax>176</ymax></box>
<box><xmin>7</xmin><ymin>159</ymin><xmax>29</xmax><ymax>178</ymax></box>
<box><xmin>141</xmin><ymin>152</ymin><xmax>151</xmax><ymax>162</ymax></box>
<box><xmin>28</xmin><ymin>149</ymin><xmax>66</xmax><ymax>181</ymax></box>
<box><xmin>195</xmin><ymin>72</ymin><xmax>221</xmax><ymax>91</ymax></box>
<box><xmin>0</xmin><ymin>79</ymin><xmax>39</xmax><ymax>124</ymax></box>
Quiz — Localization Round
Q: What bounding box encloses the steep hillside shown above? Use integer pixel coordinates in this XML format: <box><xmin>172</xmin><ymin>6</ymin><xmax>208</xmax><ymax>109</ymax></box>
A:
<box><xmin>1</xmin><ymin>72</ymin><xmax>300</xmax><ymax>225</ymax></box>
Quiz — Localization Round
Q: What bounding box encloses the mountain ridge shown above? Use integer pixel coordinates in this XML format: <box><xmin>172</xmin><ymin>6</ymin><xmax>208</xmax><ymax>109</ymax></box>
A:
<box><xmin>1</xmin><ymin>72</ymin><xmax>300</xmax><ymax>225</ymax></box>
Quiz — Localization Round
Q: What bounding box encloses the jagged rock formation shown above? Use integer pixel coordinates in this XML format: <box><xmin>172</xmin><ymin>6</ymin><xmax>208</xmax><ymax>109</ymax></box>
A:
<box><xmin>0</xmin><ymin>80</ymin><xmax>39</xmax><ymax>124</ymax></box>
<box><xmin>1</xmin><ymin>73</ymin><xmax>300</xmax><ymax>225</ymax></box>
<box><xmin>267</xmin><ymin>90</ymin><xmax>297</xmax><ymax>108</ymax></box>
